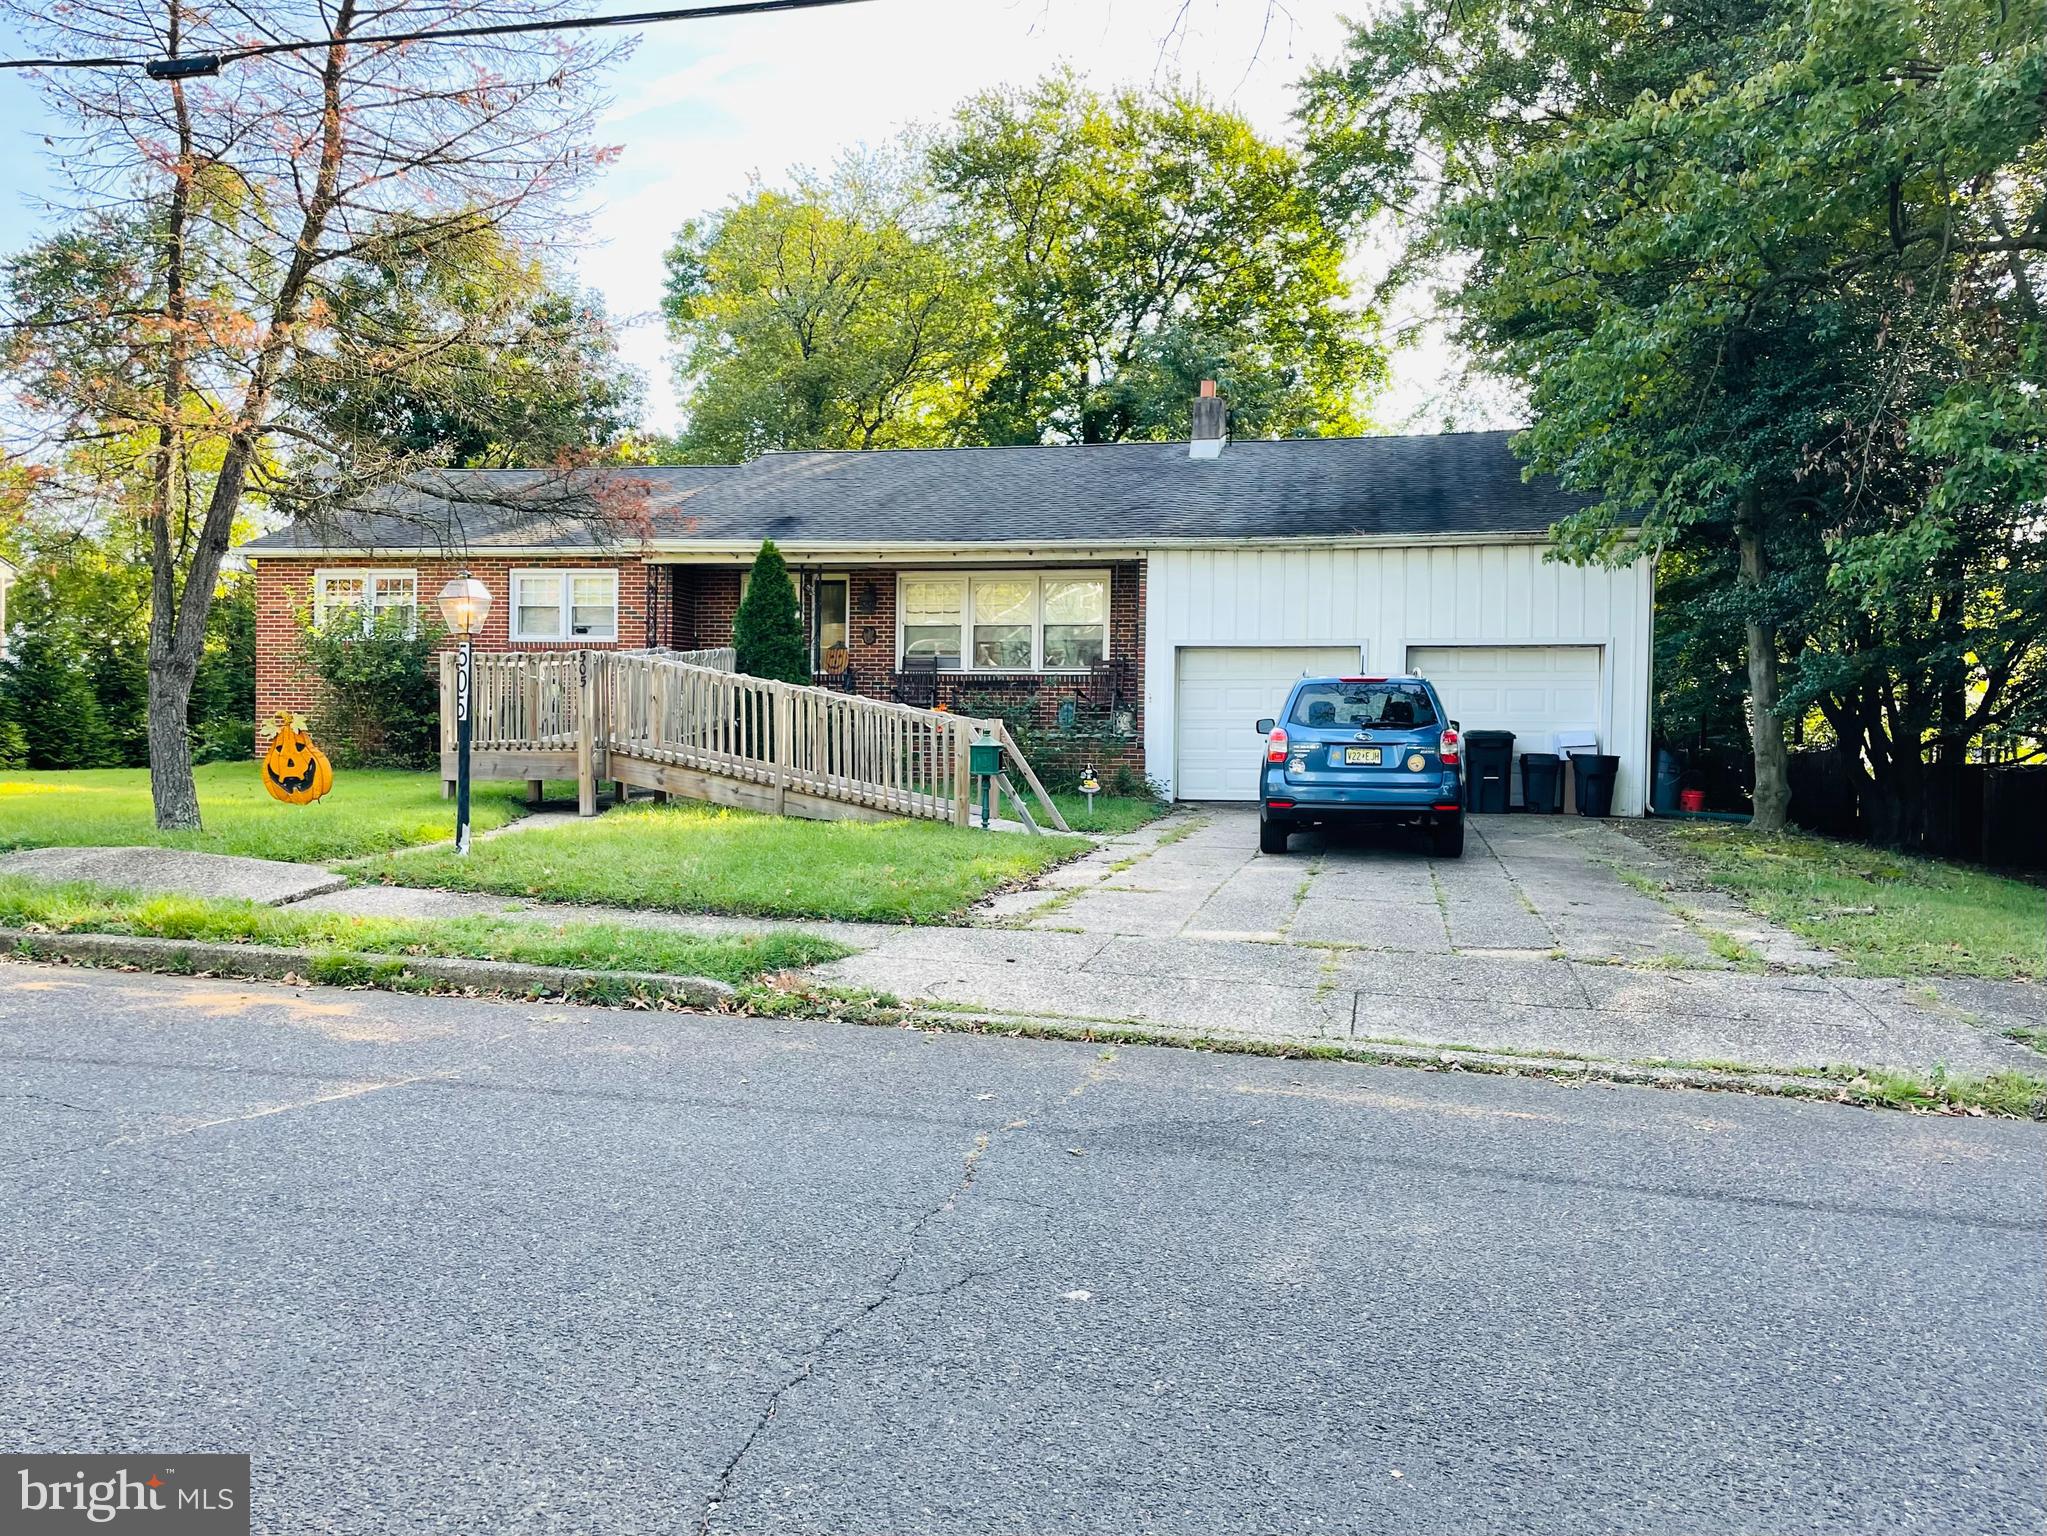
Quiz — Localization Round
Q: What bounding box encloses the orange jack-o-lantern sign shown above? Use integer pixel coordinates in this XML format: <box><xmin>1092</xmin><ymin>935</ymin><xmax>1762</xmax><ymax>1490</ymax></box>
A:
<box><xmin>261</xmin><ymin>712</ymin><xmax>334</xmax><ymax>804</ymax></box>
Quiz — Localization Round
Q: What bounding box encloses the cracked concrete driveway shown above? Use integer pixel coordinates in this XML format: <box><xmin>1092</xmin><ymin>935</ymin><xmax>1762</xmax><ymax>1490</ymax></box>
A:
<box><xmin>820</xmin><ymin>807</ymin><xmax>2044</xmax><ymax>1081</ymax></box>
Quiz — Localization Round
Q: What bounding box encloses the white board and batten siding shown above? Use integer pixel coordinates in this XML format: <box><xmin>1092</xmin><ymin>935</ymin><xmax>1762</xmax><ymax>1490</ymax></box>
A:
<box><xmin>1144</xmin><ymin>541</ymin><xmax>1655</xmax><ymax>815</ymax></box>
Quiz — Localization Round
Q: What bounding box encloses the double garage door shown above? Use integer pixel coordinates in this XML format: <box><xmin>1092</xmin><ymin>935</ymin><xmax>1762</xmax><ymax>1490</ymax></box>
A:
<box><xmin>1174</xmin><ymin>643</ymin><xmax>1601</xmax><ymax>802</ymax></box>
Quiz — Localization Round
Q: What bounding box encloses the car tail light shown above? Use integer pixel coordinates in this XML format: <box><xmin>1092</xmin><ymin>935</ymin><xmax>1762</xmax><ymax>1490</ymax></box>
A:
<box><xmin>1438</xmin><ymin>727</ymin><xmax>1461</xmax><ymax>766</ymax></box>
<box><xmin>1266</xmin><ymin>726</ymin><xmax>1289</xmax><ymax>764</ymax></box>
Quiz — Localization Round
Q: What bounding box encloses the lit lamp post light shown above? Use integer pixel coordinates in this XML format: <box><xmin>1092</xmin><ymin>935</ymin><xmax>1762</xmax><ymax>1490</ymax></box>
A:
<box><xmin>437</xmin><ymin>572</ymin><xmax>493</xmax><ymax>854</ymax></box>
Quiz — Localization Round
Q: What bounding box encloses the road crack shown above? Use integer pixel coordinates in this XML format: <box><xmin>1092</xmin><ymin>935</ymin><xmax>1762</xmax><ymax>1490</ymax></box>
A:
<box><xmin>0</xmin><ymin>1091</ymin><xmax>100</xmax><ymax>1113</ymax></box>
<box><xmin>696</xmin><ymin>1117</ymin><xmax>1021</xmax><ymax>1533</ymax></box>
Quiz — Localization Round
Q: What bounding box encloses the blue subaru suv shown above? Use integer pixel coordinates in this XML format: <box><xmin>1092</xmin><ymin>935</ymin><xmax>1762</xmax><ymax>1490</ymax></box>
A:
<box><xmin>1256</xmin><ymin>676</ymin><xmax>1465</xmax><ymax>857</ymax></box>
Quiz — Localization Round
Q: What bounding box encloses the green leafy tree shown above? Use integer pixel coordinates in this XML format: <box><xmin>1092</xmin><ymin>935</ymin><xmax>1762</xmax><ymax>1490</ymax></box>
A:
<box><xmin>935</xmin><ymin>72</ymin><xmax>1376</xmax><ymax>443</ymax></box>
<box><xmin>0</xmin><ymin>628</ymin><xmax>114</xmax><ymax>770</ymax></box>
<box><xmin>732</xmin><ymin>541</ymin><xmax>808</xmax><ymax>684</ymax></box>
<box><xmin>662</xmin><ymin>154</ymin><xmax>996</xmax><ymax>462</ymax></box>
<box><xmin>0</xmin><ymin>0</ymin><xmax>625</xmax><ymax>831</ymax></box>
<box><xmin>1303</xmin><ymin>0</ymin><xmax>2047</xmax><ymax>836</ymax></box>
<box><xmin>0</xmin><ymin>518</ymin><xmax>259</xmax><ymax>769</ymax></box>
<box><xmin>8</xmin><ymin>537</ymin><xmax>152</xmax><ymax>766</ymax></box>
<box><xmin>287</xmin><ymin>224</ymin><xmax>646</xmax><ymax>469</ymax></box>
<box><xmin>191</xmin><ymin>578</ymin><xmax>256</xmax><ymax>762</ymax></box>
<box><xmin>662</xmin><ymin>76</ymin><xmax>1379</xmax><ymax>454</ymax></box>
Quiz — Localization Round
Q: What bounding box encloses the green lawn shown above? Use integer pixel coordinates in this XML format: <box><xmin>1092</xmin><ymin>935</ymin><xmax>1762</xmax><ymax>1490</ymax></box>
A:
<box><xmin>1049</xmin><ymin>792</ymin><xmax>1170</xmax><ymax>836</ymax></box>
<box><xmin>0</xmin><ymin>763</ymin><xmax>530</xmax><ymax>863</ymax></box>
<box><xmin>1672</xmin><ymin>825</ymin><xmax>2046</xmax><ymax>980</ymax></box>
<box><xmin>368</xmin><ymin>800</ymin><xmax>1088</xmax><ymax>923</ymax></box>
<box><xmin>0</xmin><ymin>876</ymin><xmax>845</xmax><ymax>987</ymax></box>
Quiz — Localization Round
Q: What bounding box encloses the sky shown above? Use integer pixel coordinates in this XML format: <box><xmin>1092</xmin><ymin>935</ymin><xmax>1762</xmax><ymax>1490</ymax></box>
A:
<box><xmin>0</xmin><ymin>0</ymin><xmax>1513</xmax><ymax>437</ymax></box>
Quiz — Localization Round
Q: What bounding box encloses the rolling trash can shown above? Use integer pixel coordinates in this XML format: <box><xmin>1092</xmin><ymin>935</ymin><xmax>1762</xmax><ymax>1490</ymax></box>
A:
<box><xmin>1520</xmin><ymin>752</ymin><xmax>1564</xmax><ymax>814</ymax></box>
<box><xmin>1570</xmin><ymin>753</ymin><xmax>1621</xmax><ymax>817</ymax></box>
<box><xmin>1652</xmin><ymin>747</ymin><xmax>1682</xmax><ymax>814</ymax></box>
<box><xmin>1464</xmin><ymin>730</ymin><xmax>1515</xmax><ymax>814</ymax></box>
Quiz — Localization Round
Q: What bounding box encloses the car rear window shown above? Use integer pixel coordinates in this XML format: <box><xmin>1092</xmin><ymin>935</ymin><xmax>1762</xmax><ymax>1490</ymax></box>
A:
<box><xmin>1289</xmin><ymin>682</ymin><xmax>1439</xmax><ymax>729</ymax></box>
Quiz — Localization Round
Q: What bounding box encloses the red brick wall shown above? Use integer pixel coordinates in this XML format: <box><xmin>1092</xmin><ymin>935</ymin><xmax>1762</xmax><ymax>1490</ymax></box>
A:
<box><xmin>255</xmin><ymin>554</ymin><xmax>1149</xmax><ymax>783</ymax></box>
<box><xmin>253</xmin><ymin>554</ymin><xmax>656</xmax><ymax>745</ymax></box>
<box><xmin>672</xmin><ymin>567</ymin><xmax>742</xmax><ymax>652</ymax></box>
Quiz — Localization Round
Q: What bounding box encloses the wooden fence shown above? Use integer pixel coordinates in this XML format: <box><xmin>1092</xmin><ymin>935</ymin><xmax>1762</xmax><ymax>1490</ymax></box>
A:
<box><xmin>1787</xmin><ymin>747</ymin><xmax>2047</xmax><ymax>868</ymax></box>
<box><xmin>439</xmin><ymin>648</ymin><xmax>1068</xmax><ymax>833</ymax></box>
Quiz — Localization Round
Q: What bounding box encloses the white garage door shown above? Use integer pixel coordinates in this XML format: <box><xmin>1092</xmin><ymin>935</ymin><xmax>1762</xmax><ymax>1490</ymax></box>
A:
<box><xmin>1175</xmin><ymin>646</ymin><xmax>1360</xmax><ymax>800</ymax></box>
<box><xmin>1408</xmin><ymin>644</ymin><xmax>1602</xmax><ymax>806</ymax></box>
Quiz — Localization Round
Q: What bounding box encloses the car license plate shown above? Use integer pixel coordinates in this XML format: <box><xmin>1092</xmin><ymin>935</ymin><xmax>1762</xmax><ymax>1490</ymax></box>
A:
<box><xmin>1340</xmin><ymin>746</ymin><xmax>1382</xmax><ymax>766</ymax></box>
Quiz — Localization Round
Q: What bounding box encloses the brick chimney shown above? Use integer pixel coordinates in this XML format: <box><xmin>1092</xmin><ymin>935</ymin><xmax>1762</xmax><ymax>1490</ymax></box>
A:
<box><xmin>1189</xmin><ymin>379</ymin><xmax>1227</xmax><ymax>459</ymax></box>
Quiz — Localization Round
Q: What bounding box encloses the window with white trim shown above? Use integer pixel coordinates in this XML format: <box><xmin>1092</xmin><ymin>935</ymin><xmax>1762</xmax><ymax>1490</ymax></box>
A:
<box><xmin>1041</xmin><ymin>575</ymin><xmax>1108</xmax><ymax>669</ymax></box>
<box><xmin>901</xmin><ymin>576</ymin><xmax>965</xmax><ymax>668</ymax></box>
<box><xmin>314</xmin><ymin>568</ymin><xmax>417</xmax><ymax>636</ymax></box>
<box><xmin>897</xmin><ymin>571</ymin><xmax>1109</xmax><ymax>672</ymax></box>
<box><xmin>511</xmin><ymin>568</ymin><xmax>618</xmax><ymax>642</ymax></box>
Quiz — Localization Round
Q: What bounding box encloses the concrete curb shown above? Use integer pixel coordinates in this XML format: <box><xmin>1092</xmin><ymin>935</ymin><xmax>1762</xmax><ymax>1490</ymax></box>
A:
<box><xmin>0</xmin><ymin>927</ymin><xmax>735</xmax><ymax>1009</ymax></box>
<box><xmin>905</xmin><ymin>1006</ymin><xmax>1874</xmax><ymax>1104</ymax></box>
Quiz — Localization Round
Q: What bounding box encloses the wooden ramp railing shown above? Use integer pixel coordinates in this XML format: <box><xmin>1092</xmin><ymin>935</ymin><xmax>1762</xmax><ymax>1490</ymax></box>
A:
<box><xmin>440</xmin><ymin>648</ymin><xmax>1069</xmax><ymax>833</ymax></box>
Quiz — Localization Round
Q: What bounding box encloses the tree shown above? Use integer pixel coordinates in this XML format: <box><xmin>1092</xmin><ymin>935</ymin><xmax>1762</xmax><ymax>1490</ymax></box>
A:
<box><xmin>0</xmin><ymin>628</ymin><xmax>113</xmax><ymax>770</ymax></box>
<box><xmin>661</xmin><ymin>76</ymin><xmax>1380</xmax><ymax>454</ymax></box>
<box><xmin>0</xmin><ymin>510</ymin><xmax>254</xmax><ymax>766</ymax></box>
<box><xmin>286</xmin><ymin>226</ymin><xmax>646</xmax><ymax>469</ymax></box>
<box><xmin>934</xmin><ymin>72</ymin><xmax>1377</xmax><ymax>443</ymax></box>
<box><xmin>190</xmin><ymin>576</ymin><xmax>256</xmax><ymax>761</ymax></box>
<box><xmin>662</xmin><ymin>153</ymin><xmax>995</xmax><ymax>462</ymax></box>
<box><xmin>0</xmin><ymin>1</ymin><xmax>626</xmax><ymax>830</ymax></box>
<box><xmin>732</xmin><ymin>541</ymin><xmax>807</xmax><ymax>684</ymax></box>
<box><xmin>1303</xmin><ymin>0</ymin><xmax>2047</xmax><ymax>836</ymax></box>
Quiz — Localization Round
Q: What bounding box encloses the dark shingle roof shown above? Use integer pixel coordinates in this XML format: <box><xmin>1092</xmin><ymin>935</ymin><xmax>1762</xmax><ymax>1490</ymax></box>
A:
<box><xmin>240</xmin><ymin>465</ymin><xmax>738</xmax><ymax>553</ymax></box>
<box><xmin>242</xmin><ymin>432</ymin><xmax>1581</xmax><ymax>554</ymax></box>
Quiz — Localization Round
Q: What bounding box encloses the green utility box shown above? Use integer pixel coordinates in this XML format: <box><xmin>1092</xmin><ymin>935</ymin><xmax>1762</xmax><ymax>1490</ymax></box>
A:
<box><xmin>969</xmin><ymin>737</ymin><xmax>1005</xmax><ymax>777</ymax></box>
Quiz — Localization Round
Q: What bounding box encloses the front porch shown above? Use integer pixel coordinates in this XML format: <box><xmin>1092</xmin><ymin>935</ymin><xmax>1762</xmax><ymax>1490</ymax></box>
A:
<box><xmin>657</xmin><ymin>560</ymin><xmax>1147</xmax><ymax>776</ymax></box>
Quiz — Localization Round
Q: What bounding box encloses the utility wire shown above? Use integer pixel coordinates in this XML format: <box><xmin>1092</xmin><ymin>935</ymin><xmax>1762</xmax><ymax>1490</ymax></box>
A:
<box><xmin>0</xmin><ymin>0</ymin><xmax>876</xmax><ymax>74</ymax></box>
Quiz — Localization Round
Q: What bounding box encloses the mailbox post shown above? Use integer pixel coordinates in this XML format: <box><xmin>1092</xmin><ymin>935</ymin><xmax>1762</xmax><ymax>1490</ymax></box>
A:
<box><xmin>969</xmin><ymin>730</ymin><xmax>1004</xmax><ymax>829</ymax></box>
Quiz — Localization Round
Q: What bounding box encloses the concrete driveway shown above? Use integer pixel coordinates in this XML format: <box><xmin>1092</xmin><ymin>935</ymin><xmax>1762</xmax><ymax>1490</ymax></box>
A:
<box><xmin>1004</xmin><ymin>807</ymin><xmax>1795</xmax><ymax>962</ymax></box>
<box><xmin>819</xmin><ymin>807</ymin><xmax>2045</xmax><ymax>1081</ymax></box>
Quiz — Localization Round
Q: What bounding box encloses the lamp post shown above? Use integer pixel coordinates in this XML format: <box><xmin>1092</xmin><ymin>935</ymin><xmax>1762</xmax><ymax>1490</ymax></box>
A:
<box><xmin>437</xmin><ymin>573</ymin><xmax>493</xmax><ymax>854</ymax></box>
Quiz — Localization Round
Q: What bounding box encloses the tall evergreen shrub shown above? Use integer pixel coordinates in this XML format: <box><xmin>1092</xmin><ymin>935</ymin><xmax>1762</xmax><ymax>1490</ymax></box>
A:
<box><xmin>733</xmin><ymin>539</ymin><xmax>808</xmax><ymax>683</ymax></box>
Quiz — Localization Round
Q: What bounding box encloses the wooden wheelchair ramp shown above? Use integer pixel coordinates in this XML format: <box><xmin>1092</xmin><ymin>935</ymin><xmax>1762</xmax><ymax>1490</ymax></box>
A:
<box><xmin>440</xmin><ymin>648</ymin><xmax>1069</xmax><ymax>833</ymax></box>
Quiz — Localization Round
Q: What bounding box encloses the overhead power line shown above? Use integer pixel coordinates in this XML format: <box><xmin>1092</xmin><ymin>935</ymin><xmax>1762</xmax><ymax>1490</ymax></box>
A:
<box><xmin>0</xmin><ymin>0</ymin><xmax>877</xmax><ymax>76</ymax></box>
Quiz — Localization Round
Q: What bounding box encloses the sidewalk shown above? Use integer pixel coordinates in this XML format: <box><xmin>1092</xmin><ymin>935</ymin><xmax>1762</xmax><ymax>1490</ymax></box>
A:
<box><xmin>4</xmin><ymin>815</ymin><xmax>2040</xmax><ymax>1085</ymax></box>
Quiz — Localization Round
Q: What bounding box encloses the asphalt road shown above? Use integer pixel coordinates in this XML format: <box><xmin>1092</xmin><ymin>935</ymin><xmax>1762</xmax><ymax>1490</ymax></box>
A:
<box><xmin>3</xmin><ymin>960</ymin><xmax>2042</xmax><ymax>1535</ymax></box>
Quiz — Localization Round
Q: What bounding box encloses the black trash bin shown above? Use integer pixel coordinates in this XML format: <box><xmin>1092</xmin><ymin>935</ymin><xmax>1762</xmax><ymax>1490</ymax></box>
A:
<box><xmin>1464</xmin><ymin>730</ymin><xmax>1515</xmax><ymax>814</ymax></box>
<box><xmin>1520</xmin><ymin>752</ymin><xmax>1564</xmax><ymax>814</ymax></box>
<box><xmin>1570</xmin><ymin>753</ymin><xmax>1621</xmax><ymax>817</ymax></box>
<box><xmin>1651</xmin><ymin>747</ymin><xmax>1682</xmax><ymax>815</ymax></box>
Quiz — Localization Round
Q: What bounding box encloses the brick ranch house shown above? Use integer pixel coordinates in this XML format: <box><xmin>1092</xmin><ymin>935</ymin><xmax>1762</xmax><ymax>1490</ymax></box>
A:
<box><xmin>243</xmin><ymin>419</ymin><xmax>1656</xmax><ymax>814</ymax></box>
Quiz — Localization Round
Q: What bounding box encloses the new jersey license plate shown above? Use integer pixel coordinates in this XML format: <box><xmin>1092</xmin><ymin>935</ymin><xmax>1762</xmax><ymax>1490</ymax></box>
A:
<box><xmin>1340</xmin><ymin>746</ymin><xmax>1383</xmax><ymax>766</ymax></box>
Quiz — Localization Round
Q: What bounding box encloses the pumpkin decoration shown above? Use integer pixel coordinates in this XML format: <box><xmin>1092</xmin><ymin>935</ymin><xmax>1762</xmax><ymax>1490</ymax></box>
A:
<box><xmin>262</xmin><ymin>712</ymin><xmax>334</xmax><ymax>804</ymax></box>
